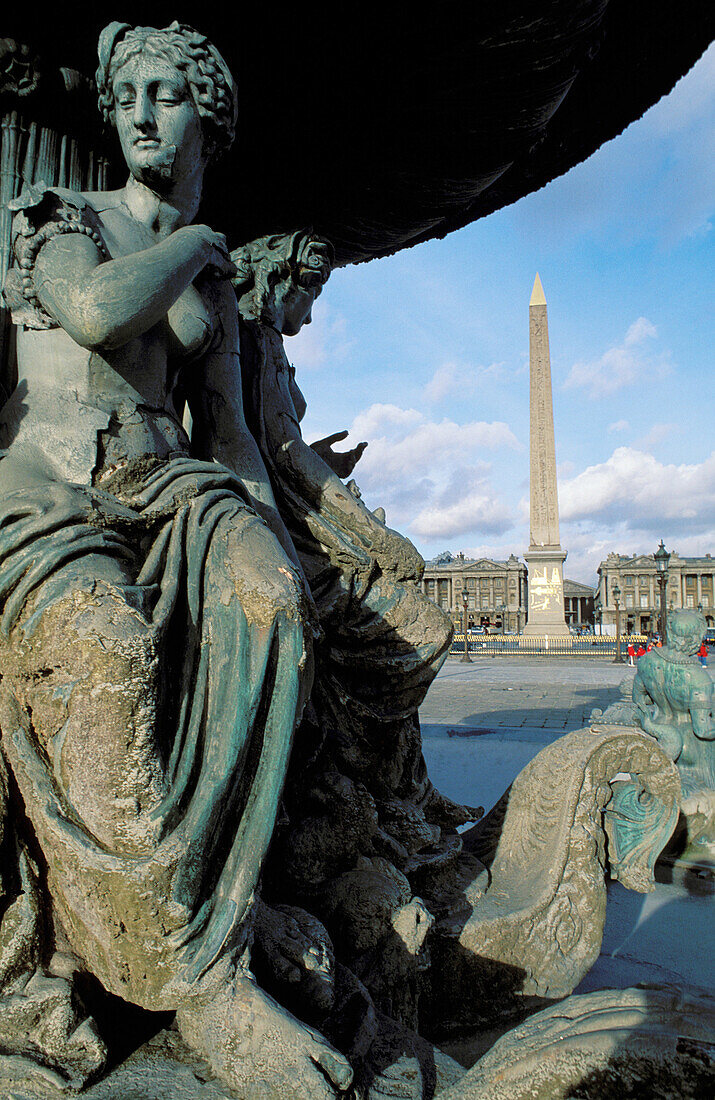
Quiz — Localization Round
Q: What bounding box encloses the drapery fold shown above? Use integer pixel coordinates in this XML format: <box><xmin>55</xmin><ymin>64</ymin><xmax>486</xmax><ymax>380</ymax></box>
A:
<box><xmin>0</xmin><ymin>454</ymin><xmax>308</xmax><ymax>1009</ymax></box>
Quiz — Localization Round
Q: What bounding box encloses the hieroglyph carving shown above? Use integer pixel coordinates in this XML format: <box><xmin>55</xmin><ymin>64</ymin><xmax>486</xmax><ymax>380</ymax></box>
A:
<box><xmin>529</xmin><ymin>565</ymin><xmax>564</xmax><ymax>613</ymax></box>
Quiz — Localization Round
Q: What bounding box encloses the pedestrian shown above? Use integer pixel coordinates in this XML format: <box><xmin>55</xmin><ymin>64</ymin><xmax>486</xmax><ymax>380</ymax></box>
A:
<box><xmin>636</xmin><ymin>644</ymin><xmax>646</xmax><ymax>659</ymax></box>
<box><xmin>699</xmin><ymin>641</ymin><xmax>708</xmax><ymax>668</ymax></box>
<box><xmin>627</xmin><ymin>641</ymin><xmax>636</xmax><ymax>667</ymax></box>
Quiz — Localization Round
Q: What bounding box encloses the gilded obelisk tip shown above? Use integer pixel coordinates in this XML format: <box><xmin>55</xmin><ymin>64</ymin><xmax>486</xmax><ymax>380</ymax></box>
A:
<box><xmin>530</xmin><ymin>272</ymin><xmax>546</xmax><ymax>306</ymax></box>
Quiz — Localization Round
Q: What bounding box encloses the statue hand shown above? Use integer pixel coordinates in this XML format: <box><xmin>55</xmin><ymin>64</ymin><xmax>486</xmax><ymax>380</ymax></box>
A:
<box><xmin>178</xmin><ymin>225</ymin><xmax>237</xmax><ymax>279</ymax></box>
<box><xmin>310</xmin><ymin>430</ymin><xmax>368</xmax><ymax>478</ymax></box>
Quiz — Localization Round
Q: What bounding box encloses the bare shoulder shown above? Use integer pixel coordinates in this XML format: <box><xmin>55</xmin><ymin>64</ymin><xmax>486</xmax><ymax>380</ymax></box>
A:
<box><xmin>80</xmin><ymin>188</ymin><xmax>126</xmax><ymax>213</ymax></box>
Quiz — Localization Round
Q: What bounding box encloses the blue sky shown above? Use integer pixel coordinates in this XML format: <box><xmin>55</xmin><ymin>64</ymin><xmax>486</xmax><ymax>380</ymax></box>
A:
<box><xmin>287</xmin><ymin>45</ymin><xmax>714</xmax><ymax>585</ymax></box>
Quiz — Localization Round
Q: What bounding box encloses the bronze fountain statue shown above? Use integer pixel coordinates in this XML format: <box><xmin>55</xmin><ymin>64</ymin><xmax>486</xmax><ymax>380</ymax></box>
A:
<box><xmin>0</xmin><ymin>17</ymin><xmax>711</xmax><ymax>1100</ymax></box>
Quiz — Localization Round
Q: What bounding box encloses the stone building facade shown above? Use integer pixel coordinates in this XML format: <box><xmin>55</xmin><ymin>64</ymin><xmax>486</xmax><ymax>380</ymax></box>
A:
<box><xmin>563</xmin><ymin>580</ymin><xmax>595</xmax><ymax>630</ymax></box>
<box><xmin>422</xmin><ymin>552</ymin><xmax>528</xmax><ymax>632</ymax></box>
<box><xmin>596</xmin><ymin>551</ymin><xmax>715</xmax><ymax>635</ymax></box>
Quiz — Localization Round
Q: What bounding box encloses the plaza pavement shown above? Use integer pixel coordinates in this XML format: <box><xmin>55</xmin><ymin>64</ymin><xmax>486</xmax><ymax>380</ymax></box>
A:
<box><xmin>421</xmin><ymin>655</ymin><xmax>632</xmax><ymax>736</ymax></box>
<box><xmin>419</xmin><ymin>656</ymin><xmax>634</xmax><ymax>814</ymax></box>
<box><xmin>419</xmin><ymin>655</ymin><xmax>714</xmax><ymax>1018</ymax></box>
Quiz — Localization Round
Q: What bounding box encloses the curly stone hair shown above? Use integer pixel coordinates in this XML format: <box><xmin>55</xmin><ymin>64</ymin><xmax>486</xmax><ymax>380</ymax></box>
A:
<box><xmin>668</xmin><ymin>609</ymin><xmax>707</xmax><ymax>655</ymax></box>
<box><xmin>231</xmin><ymin>231</ymin><xmax>335</xmax><ymax>324</ymax></box>
<box><xmin>96</xmin><ymin>21</ymin><xmax>237</xmax><ymax>159</ymax></box>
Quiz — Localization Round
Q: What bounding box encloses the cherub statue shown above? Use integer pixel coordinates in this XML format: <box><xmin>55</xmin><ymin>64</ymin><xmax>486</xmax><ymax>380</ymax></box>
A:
<box><xmin>633</xmin><ymin>609</ymin><xmax>715</xmax><ymax>850</ymax></box>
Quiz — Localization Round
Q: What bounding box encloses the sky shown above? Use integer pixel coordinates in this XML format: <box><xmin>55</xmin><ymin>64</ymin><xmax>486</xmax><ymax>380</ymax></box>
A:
<box><xmin>287</xmin><ymin>45</ymin><xmax>714</xmax><ymax>586</ymax></box>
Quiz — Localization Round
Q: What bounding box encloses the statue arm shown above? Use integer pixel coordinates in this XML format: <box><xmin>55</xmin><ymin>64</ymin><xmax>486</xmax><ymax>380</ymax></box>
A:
<box><xmin>274</xmin><ymin>417</ymin><xmax>424</xmax><ymax>578</ymax></box>
<box><xmin>187</xmin><ymin>294</ymin><xmax>306</xmax><ymax>575</ymax></box>
<box><xmin>33</xmin><ymin>226</ymin><xmax>232</xmax><ymax>350</ymax></box>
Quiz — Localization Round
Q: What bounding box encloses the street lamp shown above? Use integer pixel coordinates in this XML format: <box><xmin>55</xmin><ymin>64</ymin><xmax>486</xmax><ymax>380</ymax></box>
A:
<box><xmin>654</xmin><ymin>540</ymin><xmax>670</xmax><ymax>644</ymax></box>
<box><xmin>460</xmin><ymin>582</ymin><xmax>472</xmax><ymax>663</ymax></box>
<box><xmin>612</xmin><ymin>581</ymin><xmax>624</xmax><ymax>663</ymax></box>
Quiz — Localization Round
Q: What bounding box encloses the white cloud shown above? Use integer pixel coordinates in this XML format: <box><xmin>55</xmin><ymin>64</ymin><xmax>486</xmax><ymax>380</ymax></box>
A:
<box><xmin>411</xmin><ymin>495</ymin><xmax>508</xmax><ymax>539</ymax></box>
<box><xmin>564</xmin><ymin>317</ymin><xmax>669</xmax><ymax>397</ymax></box>
<box><xmin>624</xmin><ymin>317</ymin><xmax>657</xmax><ymax>346</ymax></box>
<box><xmin>350</xmin><ymin>406</ymin><xmax>520</xmax><ymax>485</ymax></box>
<box><xmin>411</xmin><ymin>465</ymin><xmax>514</xmax><ymax>540</ymax></box>
<box><xmin>559</xmin><ymin>447</ymin><xmax>715</xmax><ymax>530</ymax></box>
<box><xmin>350</xmin><ymin>403</ymin><xmax>422</xmax><ymax>440</ymax></box>
<box><xmin>608</xmin><ymin>419</ymin><xmax>630</xmax><ymax>433</ymax></box>
<box><xmin>635</xmin><ymin>422</ymin><xmax>678</xmax><ymax>450</ymax></box>
<box><xmin>424</xmin><ymin>362</ymin><xmax>462</xmax><ymax>403</ymax></box>
<box><xmin>285</xmin><ymin>301</ymin><xmax>351</xmax><ymax>370</ymax></box>
<box><xmin>342</xmin><ymin>403</ymin><xmax>520</xmax><ymax>542</ymax></box>
<box><xmin>423</xmin><ymin>360</ymin><xmax>508</xmax><ymax>403</ymax></box>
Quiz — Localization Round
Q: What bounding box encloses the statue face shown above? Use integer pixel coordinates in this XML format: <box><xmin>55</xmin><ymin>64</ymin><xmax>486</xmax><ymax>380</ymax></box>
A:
<box><xmin>112</xmin><ymin>53</ymin><xmax>205</xmax><ymax>184</ymax></box>
<box><xmin>275</xmin><ymin>281</ymin><xmax>321</xmax><ymax>337</ymax></box>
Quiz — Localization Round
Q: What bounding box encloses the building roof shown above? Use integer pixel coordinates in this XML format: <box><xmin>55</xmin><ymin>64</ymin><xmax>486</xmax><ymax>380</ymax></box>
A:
<box><xmin>424</xmin><ymin>554</ymin><xmax>525</xmax><ymax>572</ymax></box>
<box><xmin>599</xmin><ymin>552</ymin><xmax>715</xmax><ymax>571</ymax></box>
<box><xmin>4</xmin><ymin>2</ymin><xmax>712</xmax><ymax>265</ymax></box>
<box><xmin>563</xmin><ymin>579</ymin><xmax>595</xmax><ymax>597</ymax></box>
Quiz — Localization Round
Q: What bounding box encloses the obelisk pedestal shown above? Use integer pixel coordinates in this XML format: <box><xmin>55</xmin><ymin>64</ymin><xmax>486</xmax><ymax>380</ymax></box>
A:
<box><xmin>523</xmin><ymin>274</ymin><xmax>570</xmax><ymax>638</ymax></box>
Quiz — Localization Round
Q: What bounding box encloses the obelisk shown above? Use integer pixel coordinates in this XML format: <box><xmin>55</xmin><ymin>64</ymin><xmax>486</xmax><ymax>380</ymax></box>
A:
<box><xmin>523</xmin><ymin>274</ymin><xmax>570</xmax><ymax>637</ymax></box>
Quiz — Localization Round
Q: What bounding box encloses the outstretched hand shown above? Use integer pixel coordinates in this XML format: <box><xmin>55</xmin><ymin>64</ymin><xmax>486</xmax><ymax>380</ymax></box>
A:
<box><xmin>310</xmin><ymin>430</ymin><xmax>367</xmax><ymax>478</ymax></box>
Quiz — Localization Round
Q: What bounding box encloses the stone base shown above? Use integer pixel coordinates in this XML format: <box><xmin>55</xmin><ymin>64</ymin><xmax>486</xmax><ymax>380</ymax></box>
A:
<box><xmin>521</xmin><ymin>622</ymin><xmax>571</xmax><ymax>638</ymax></box>
<box><xmin>0</xmin><ymin>1028</ymin><xmax>233</xmax><ymax>1100</ymax></box>
<box><xmin>438</xmin><ymin>985</ymin><xmax>715</xmax><ymax>1100</ymax></box>
<box><xmin>523</xmin><ymin>546</ymin><xmax>569</xmax><ymax>637</ymax></box>
<box><xmin>0</xmin><ymin>1018</ymin><xmax>465</xmax><ymax>1100</ymax></box>
<box><xmin>518</xmin><ymin>630</ymin><xmax>572</xmax><ymax>646</ymax></box>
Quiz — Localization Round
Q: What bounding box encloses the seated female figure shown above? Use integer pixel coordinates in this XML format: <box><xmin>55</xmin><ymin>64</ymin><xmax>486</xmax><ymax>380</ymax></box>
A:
<box><xmin>0</xmin><ymin>20</ymin><xmax>351</xmax><ymax>1099</ymax></box>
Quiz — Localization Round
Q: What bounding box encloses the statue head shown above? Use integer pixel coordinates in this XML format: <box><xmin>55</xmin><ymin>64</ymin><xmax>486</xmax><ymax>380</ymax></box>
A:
<box><xmin>231</xmin><ymin>232</ymin><xmax>334</xmax><ymax>335</ymax></box>
<box><xmin>96</xmin><ymin>21</ymin><xmax>237</xmax><ymax>180</ymax></box>
<box><xmin>667</xmin><ymin>609</ymin><xmax>707</xmax><ymax>657</ymax></box>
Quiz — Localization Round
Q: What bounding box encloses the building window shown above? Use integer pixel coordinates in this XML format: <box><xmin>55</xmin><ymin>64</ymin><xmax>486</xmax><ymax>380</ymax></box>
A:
<box><xmin>467</xmin><ymin>577</ymin><xmax>476</xmax><ymax>590</ymax></box>
<box><xmin>703</xmin><ymin>595</ymin><xmax>710</xmax><ymax>607</ymax></box>
<box><xmin>625</xmin><ymin>575</ymin><xmax>634</xmax><ymax>585</ymax></box>
<box><xmin>686</xmin><ymin>595</ymin><xmax>695</xmax><ymax>608</ymax></box>
<box><xmin>640</xmin><ymin>595</ymin><xmax>648</xmax><ymax>608</ymax></box>
<box><xmin>625</xmin><ymin>595</ymin><xmax>634</xmax><ymax>609</ymax></box>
